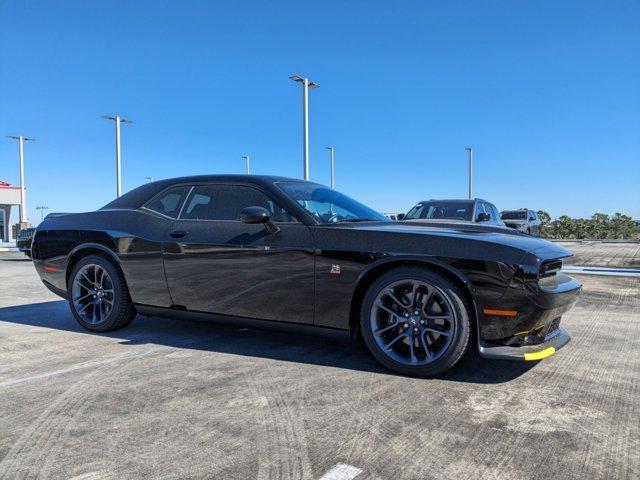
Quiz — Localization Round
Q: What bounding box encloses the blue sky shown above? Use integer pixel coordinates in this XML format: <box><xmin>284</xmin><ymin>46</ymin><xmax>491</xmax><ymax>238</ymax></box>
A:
<box><xmin>1</xmin><ymin>0</ymin><xmax>639</xmax><ymax>224</ymax></box>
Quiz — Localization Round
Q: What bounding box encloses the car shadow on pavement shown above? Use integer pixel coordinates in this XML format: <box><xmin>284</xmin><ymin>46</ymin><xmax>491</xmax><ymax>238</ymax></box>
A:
<box><xmin>0</xmin><ymin>300</ymin><xmax>535</xmax><ymax>384</ymax></box>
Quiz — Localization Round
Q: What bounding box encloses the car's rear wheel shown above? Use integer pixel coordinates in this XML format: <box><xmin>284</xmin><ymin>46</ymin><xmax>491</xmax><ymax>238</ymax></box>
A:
<box><xmin>360</xmin><ymin>267</ymin><xmax>471</xmax><ymax>377</ymax></box>
<box><xmin>67</xmin><ymin>254</ymin><xmax>136</xmax><ymax>332</ymax></box>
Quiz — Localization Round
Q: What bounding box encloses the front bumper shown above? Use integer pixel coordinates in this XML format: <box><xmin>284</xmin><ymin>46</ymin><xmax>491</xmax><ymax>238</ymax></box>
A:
<box><xmin>478</xmin><ymin>326</ymin><xmax>571</xmax><ymax>360</ymax></box>
<box><xmin>477</xmin><ymin>272</ymin><xmax>581</xmax><ymax>361</ymax></box>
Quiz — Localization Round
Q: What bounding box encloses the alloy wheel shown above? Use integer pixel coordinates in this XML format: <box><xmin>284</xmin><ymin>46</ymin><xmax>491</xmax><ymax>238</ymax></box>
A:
<box><xmin>71</xmin><ymin>263</ymin><xmax>115</xmax><ymax>324</ymax></box>
<box><xmin>369</xmin><ymin>279</ymin><xmax>456</xmax><ymax>366</ymax></box>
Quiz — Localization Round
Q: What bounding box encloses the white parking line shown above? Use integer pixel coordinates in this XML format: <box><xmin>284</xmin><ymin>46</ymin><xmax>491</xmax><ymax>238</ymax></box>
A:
<box><xmin>319</xmin><ymin>463</ymin><xmax>363</xmax><ymax>480</ymax></box>
<box><xmin>0</xmin><ymin>348</ymin><xmax>158</xmax><ymax>388</ymax></box>
<box><xmin>563</xmin><ymin>265</ymin><xmax>640</xmax><ymax>277</ymax></box>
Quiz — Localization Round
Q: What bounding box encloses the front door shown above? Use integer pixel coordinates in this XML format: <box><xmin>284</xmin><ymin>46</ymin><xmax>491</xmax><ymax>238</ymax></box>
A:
<box><xmin>163</xmin><ymin>183</ymin><xmax>315</xmax><ymax>324</ymax></box>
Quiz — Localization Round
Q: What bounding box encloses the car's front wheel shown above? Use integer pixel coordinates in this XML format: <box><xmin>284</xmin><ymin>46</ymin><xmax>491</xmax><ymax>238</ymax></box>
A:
<box><xmin>360</xmin><ymin>267</ymin><xmax>471</xmax><ymax>377</ymax></box>
<box><xmin>67</xmin><ymin>254</ymin><xmax>136</xmax><ymax>332</ymax></box>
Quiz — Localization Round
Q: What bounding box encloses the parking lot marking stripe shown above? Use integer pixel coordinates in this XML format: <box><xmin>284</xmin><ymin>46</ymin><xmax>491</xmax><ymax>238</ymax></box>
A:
<box><xmin>0</xmin><ymin>348</ymin><xmax>158</xmax><ymax>389</ymax></box>
<box><xmin>562</xmin><ymin>266</ymin><xmax>640</xmax><ymax>277</ymax></box>
<box><xmin>318</xmin><ymin>463</ymin><xmax>363</xmax><ymax>480</ymax></box>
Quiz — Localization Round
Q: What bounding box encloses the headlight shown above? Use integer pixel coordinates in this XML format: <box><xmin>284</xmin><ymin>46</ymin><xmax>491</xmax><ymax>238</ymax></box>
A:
<box><xmin>538</xmin><ymin>259</ymin><xmax>562</xmax><ymax>289</ymax></box>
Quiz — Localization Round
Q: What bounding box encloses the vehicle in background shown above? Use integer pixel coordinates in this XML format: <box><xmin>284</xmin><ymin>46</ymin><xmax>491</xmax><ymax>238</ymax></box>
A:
<box><xmin>383</xmin><ymin>212</ymin><xmax>400</xmax><ymax>221</ymax></box>
<box><xmin>501</xmin><ymin>209</ymin><xmax>542</xmax><ymax>236</ymax></box>
<box><xmin>402</xmin><ymin>199</ymin><xmax>505</xmax><ymax>227</ymax></box>
<box><xmin>17</xmin><ymin>227</ymin><xmax>36</xmax><ymax>257</ymax></box>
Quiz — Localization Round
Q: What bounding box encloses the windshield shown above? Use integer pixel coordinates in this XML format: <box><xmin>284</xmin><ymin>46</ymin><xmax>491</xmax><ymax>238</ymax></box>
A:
<box><xmin>277</xmin><ymin>182</ymin><xmax>389</xmax><ymax>224</ymax></box>
<box><xmin>501</xmin><ymin>211</ymin><xmax>526</xmax><ymax>220</ymax></box>
<box><xmin>404</xmin><ymin>201</ymin><xmax>474</xmax><ymax>221</ymax></box>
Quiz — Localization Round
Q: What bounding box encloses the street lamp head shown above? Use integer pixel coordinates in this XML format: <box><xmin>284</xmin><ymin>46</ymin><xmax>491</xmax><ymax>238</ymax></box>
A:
<box><xmin>102</xmin><ymin>115</ymin><xmax>133</xmax><ymax>124</ymax></box>
<box><xmin>289</xmin><ymin>75</ymin><xmax>319</xmax><ymax>88</ymax></box>
<box><xmin>6</xmin><ymin>135</ymin><xmax>35</xmax><ymax>141</ymax></box>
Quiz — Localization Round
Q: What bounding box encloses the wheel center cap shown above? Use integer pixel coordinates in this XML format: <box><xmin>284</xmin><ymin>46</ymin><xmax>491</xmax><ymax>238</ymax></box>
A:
<box><xmin>409</xmin><ymin>316</ymin><xmax>420</xmax><ymax>327</ymax></box>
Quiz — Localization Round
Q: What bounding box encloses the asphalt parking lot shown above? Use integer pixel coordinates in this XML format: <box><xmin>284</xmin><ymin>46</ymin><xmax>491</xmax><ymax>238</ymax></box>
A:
<box><xmin>0</xmin><ymin>249</ymin><xmax>638</xmax><ymax>480</ymax></box>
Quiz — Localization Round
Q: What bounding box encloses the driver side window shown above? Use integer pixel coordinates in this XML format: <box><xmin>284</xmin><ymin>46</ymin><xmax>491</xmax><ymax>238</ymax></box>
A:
<box><xmin>180</xmin><ymin>184</ymin><xmax>297</xmax><ymax>222</ymax></box>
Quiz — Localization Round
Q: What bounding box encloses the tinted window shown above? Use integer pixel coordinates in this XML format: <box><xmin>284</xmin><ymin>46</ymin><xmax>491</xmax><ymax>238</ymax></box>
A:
<box><xmin>404</xmin><ymin>201</ymin><xmax>474</xmax><ymax>221</ymax></box>
<box><xmin>277</xmin><ymin>182</ymin><xmax>388</xmax><ymax>223</ymax></box>
<box><xmin>145</xmin><ymin>186</ymin><xmax>191</xmax><ymax>218</ymax></box>
<box><xmin>180</xmin><ymin>184</ymin><xmax>296</xmax><ymax>222</ymax></box>
<box><xmin>501</xmin><ymin>211</ymin><xmax>526</xmax><ymax>220</ymax></box>
<box><xmin>529</xmin><ymin>211</ymin><xmax>537</xmax><ymax>221</ymax></box>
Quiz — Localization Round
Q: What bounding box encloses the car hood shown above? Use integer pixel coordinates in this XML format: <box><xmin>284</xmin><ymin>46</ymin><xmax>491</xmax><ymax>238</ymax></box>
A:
<box><xmin>328</xmin><ymin>221</ymin><xmax>571</xmax><ymax>257</ymax></box>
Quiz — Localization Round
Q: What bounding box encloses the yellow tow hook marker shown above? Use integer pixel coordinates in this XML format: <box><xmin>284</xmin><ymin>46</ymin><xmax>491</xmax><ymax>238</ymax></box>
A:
<box><xmin>524</xmin><ymin>347</ymin><xmax>556</xmax><ymax>361</ymax></box>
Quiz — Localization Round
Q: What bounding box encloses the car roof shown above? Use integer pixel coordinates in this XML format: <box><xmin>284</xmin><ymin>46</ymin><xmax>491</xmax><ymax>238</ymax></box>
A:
<box><xmin>416</xmin><ymin>198</ymin><xmax>489</xmax><ymax>203</ymax></box>
<box><xmin>102</xmin><ymin>174</ymin><xmax>314</xmax><ymax>210</ymax></box>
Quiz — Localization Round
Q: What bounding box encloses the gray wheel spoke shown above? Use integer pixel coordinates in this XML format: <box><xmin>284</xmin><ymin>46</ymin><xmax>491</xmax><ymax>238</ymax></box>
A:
<box><xmin>419</xmin><ymin>332</ymin><xmax>433</xmax><ymax>361</ymax></box>
<box><xmin>383</xmin><ymin>333</ymin><xmax>406</xmax><ymax>351</ymax></box>
<box><xmin>409</xmin><ymin>337</ymin><xmax>417</xmax><ymax>364</ymax></box>
<box><xmin>426</xmin><ymin>314</ymin><xmax>452</xmax><ymax>321</ymax></box>
<box><xmin>424</xmin><ymin>326</ymin><xmax>452</xmax><ymax>337</ymax></box>
<box><xmin>374</xmin><ymin>300</ymin><xmax>398</xmax><ymax>318</ymax></box>
<box><xmin>73</xmin><ymin>292</ymin><xmax>94</xmax><ymax>303</ymax></box>
<box><xmin>79</xmin><ymin>271</ymin><xmax>95</xmax><ymax>287</ymax></box>
<box><xmin>373</xmin><ymin>320</ymin><xmax>398</xmax><ymax>336</ymax></box>
<box><xmin>77</xmin><ymin>302</ymin><xmax>92</xmax><ymax>314</ymax></box>
<box><xmin>420</xmin><ymin>290</ymin><xmax>433</xmax><ymax>314</ymax></box>
<box><xmin>409</xmin><ymin>281</ymin><xmax>418</xmax><ymax>307</ymax></box>
<box><xmin>383</xmin><ymin>288</ymin><xmax>408</xmax><ymax>309</ymax></box>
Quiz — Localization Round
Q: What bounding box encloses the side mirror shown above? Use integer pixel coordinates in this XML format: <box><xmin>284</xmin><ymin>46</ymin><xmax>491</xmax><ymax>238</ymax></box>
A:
<box><xmin>240</xmin><ymin>206</ymin><xmax>280</xmax><ymax>234</ymax></box>
<box><xmin>476</xmin><ymin>212</ymin><xmax>490</xmax><ymax>222</ymax></box>
<box><xmin>397</xmin><ymin>213</ymin><xmax>405</xmax><ymax>220</ymax></box>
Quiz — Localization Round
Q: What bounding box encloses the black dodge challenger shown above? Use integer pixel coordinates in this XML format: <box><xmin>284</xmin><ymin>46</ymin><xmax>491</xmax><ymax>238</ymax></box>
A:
<box><xmin>31</xmin><ymin>175</ymin><xmax>581</xmax><ymax>376</ymax></box>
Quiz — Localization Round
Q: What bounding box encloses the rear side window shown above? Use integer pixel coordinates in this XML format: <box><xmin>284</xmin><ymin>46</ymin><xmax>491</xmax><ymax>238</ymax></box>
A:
<box><xmin>145</xmin><ymin>186</ymin><xmax>191</xmax><ymax>218</ymax></box>
<box><xmin>180</xmin><ymin>184</ymin><xmax>297</xmax><ymax>222</ymax></box>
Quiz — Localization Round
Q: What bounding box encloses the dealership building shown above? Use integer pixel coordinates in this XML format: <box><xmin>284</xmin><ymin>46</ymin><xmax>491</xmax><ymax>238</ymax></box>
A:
<box><xmin>0</xmin><ymin>180</ymin><xmax>22</xmax><ymax>242</ymax></box>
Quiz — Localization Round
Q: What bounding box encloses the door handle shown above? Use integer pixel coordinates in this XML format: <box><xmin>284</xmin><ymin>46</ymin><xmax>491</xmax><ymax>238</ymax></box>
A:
<box><xmin>170</xmin><ymin>230</ymin><xmax>189</xmax><ymax>239</ymax></box>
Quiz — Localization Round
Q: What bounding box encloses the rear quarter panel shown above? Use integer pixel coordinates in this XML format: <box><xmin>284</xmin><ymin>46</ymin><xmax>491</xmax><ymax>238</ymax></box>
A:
<box><xmin>33</xmin><ymin>209</ymin><xmax>173</xmax><ymax>307</ymax></box>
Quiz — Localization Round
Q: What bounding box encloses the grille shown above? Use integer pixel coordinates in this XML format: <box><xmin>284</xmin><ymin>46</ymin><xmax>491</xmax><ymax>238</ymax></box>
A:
<box><xmin>545</xmin><ymin>317</ymin><xmax>561</xmax><ymax>339</ymax></box>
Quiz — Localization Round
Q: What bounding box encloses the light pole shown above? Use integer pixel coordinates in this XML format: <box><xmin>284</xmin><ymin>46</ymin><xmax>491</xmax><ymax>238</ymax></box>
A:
<box><xmin>145</xmin><ymin>176</ymin><xmax>154</xmax><ymax>183</ymax></box>
<box><xmin>241</xmin><ymin>155</ymin><xmax>250</xmax><ymax>174</ymax></box>
<box><xmin>102</xmin><ymin>115</ymin><xmax>133</xmax><ymax>197</ymax></box>
<box><xmin>36</xmin><ymin>205</ymin><xmax>49</xmax><ymax>221</ymax></box>
<box><xmin>6</xmin><ymin>135</ymin><xmax>35</xmax><ymax>224</ymax></box>
<box><xmin>290</xmin><ymin>75</ymin><xmax>319</xmax><ymax>180</ymax></box>
<box><xmin>465</xmin><ymin>147</ymin><xmax>473</xmax><ymax>199</ymax></box>
<box><xmin>326</xmin><ymin>146</ymin><xmax>335</xmax><ymax>188</ymax></box>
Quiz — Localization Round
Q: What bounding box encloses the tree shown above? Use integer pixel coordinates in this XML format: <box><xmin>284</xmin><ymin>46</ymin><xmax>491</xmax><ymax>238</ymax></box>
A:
<box><xmin>537</xmin><ymin>210</ymin><xmax>551</xmax><ymax>223</ymax></box>
<box><xmin>540</xmin><ymin>212</ymin><xmax>640</xmax><ymax>240</ymax></box>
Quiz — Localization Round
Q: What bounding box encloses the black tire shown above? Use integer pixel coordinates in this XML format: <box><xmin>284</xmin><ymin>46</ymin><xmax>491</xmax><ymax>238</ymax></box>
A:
<box><xmin>360</xmin><ymin>267</ymin><xmax>471</xmax><ymax>377</ymax></box>
<box><xmin>67</xmin><ymin>254</ymin><xmax>136</xmax><ymax>332</ymax></box>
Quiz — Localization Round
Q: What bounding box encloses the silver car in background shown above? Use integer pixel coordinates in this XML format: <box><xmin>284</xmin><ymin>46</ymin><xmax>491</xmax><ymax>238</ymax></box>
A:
<box><xmin>500</xmin><ymin>209</ymin><xmax>542</xmax><ymax>236</ymax></box>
